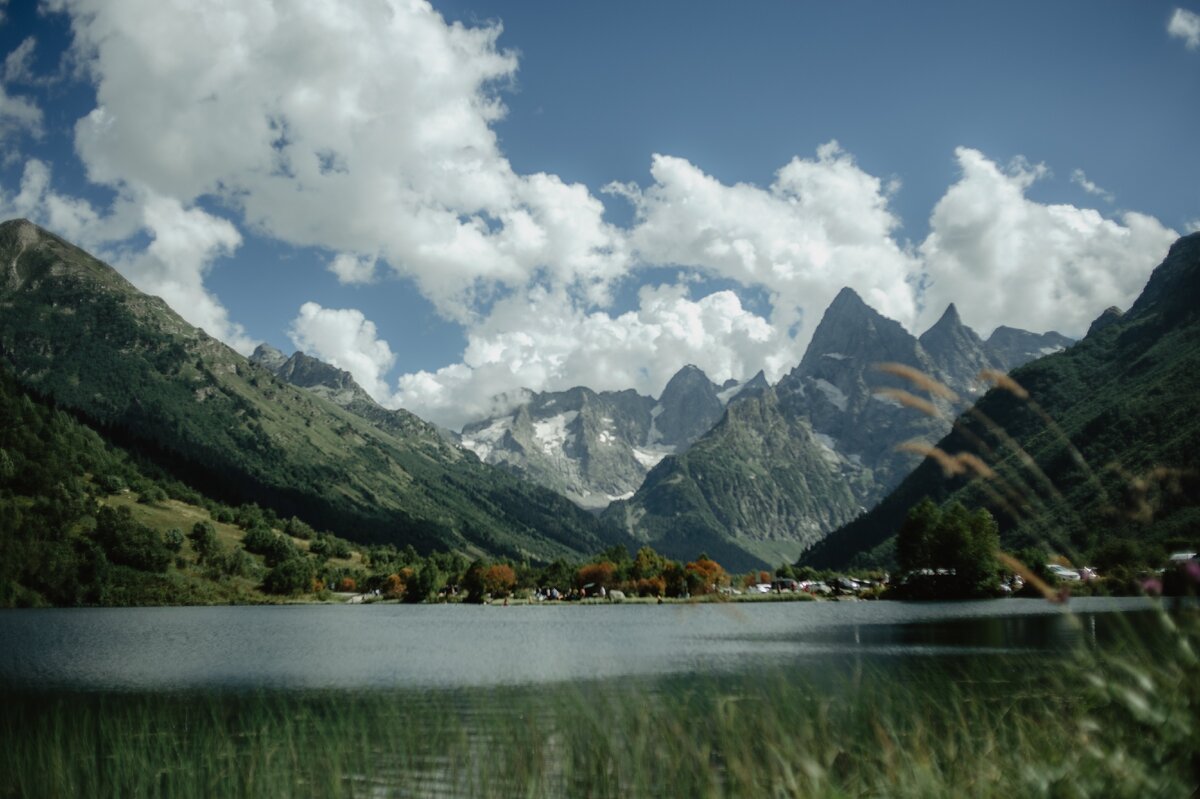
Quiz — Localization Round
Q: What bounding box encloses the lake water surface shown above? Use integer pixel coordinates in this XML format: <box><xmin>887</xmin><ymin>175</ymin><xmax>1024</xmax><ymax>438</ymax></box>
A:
<box><xmin>0</xmin><ymin>596</ymin><xmax>1162</xmax><ymax>692</ymax></box>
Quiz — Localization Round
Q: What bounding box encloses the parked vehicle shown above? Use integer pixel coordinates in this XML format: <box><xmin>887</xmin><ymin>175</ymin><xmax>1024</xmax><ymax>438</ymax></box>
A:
<box><xmin>1047</xmin><ymin>564</ymin><xmax>1082</xmax><ymax>582</ymax></box>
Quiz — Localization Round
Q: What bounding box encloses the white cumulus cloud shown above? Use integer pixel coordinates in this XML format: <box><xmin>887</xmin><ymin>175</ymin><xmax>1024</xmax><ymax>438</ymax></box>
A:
<box><xmin>394</xmin><ymin>283</ymin><xmax>785</xmax><ymax>429</ymax></box>
<box><xmin>289</xmin><ymin>302</ymin><xmax>396</xmax><ymax>402</ymax></box>
<box><xmin>328</xmin><ymin>252</ymin><xmax>378</xmax><ymax>285</ymax></box>
<box><xmin>609</xmin><ymin>141</ymin><xmax>919</xmax><ymax>353</ymax></box>
<box><xmin>49</xmin><ymin>0</ymin><xmax>627</xmax><ymax>320</ymax></box>
<box><xmin>1168</xmin><ymin>8</ymin><xmax>1200</xmax><ymax>49</ymax></box>
<box><xmin>919</xmin><ymin>148</ymin><xmax>1176</xmax><ymax>338</ymax></box>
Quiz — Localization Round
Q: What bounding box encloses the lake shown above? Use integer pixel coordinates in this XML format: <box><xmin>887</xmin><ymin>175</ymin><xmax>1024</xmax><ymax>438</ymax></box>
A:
<box><xmin>0</xmin><ymin>596</ymin><xmax>1162</xmax><ymax>692</ymax></box>
<box><xmin>2</xmin><ymin>596</ymin><xmax>1195</xmax><ymax>798</ymax></box>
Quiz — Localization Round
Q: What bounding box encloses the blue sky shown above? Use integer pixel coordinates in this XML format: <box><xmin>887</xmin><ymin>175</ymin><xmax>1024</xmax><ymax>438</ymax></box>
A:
<box><xmin>0</xmin><ymin>0</ymin><xmax>1197</xmax><ymax>428</ymax></box>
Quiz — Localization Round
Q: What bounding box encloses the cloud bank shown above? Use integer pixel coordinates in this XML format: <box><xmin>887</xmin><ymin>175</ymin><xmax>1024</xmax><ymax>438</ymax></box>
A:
<box><xmin>2</xmin><ymin>0</ymin><xmax>1182</xmax><ymax>429</ymax></box>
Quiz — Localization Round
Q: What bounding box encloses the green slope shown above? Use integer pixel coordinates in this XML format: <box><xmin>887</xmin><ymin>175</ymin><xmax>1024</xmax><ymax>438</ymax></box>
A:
<box><xmin>802</xmin><ymin>232</ymin><xmax>1200</xmax><ymax>569</ymax></box>
<box><xmin>0</xmin><ymin>219</ymin><xmax>616</xmax><ymax>563</ymax></box>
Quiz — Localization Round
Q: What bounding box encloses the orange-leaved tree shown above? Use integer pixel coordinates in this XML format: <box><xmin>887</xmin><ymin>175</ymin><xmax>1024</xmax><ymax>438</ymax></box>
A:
<box><xmin>685</xmin><ymin>557</ymin><xmax>727</xmax><ymax>595</ymax></box>
<box><xmin>482</xmin><ymin>564</ymin><xmax>517</xmax><ymax>598</ymax></box>
<box><xmin>383</xmin><ymin>573</ymin><xmax>406</xmax><ymax>598</ymax></box>
<box><xmin>576</xmin><ymin>561</ymin><xmax>617</xmax><ymax>591</ymax></box>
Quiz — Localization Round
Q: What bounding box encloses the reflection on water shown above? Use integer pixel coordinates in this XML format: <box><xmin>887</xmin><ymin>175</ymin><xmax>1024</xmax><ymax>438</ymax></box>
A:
<box><xmin>0</xmin><ymin>596</ymin><xmax>1163</xmax><ymax>692</ymax></box>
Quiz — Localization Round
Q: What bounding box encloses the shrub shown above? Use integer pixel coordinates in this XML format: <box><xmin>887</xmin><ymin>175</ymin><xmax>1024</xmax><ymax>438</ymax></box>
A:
<box><xmin>91</xmin><ymin>506</ymin><xmax>172</xmax><ymax>573</ymax></box>
<box><xmin>263</xmin><ymin>557</ymin><xmax>315</xmax><ymax>595</ymax></box>
<box><xmin>163</xmin><ymin>528</ymin><xmax>184</xmax><ymax>553</ymax></box>
<box><xmin>188</xmin><ymin>521</ymin><xmax>220</xmax><ymax>564</ymax></box>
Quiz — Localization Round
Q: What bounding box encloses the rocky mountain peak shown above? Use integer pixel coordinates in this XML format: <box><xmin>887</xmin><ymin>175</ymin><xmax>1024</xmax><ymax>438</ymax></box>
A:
<box><xmin>249</xmin><ymin>343</ymin><xmax>288</xmax><ymax>372</ymax></box>
<box><xmin>1086</xmin><ymin>306</ymin><xmax>1124</xmax><ymax>338</ymax></box>
<box><xmin>918</xmin><ymin>303</ymin><xmax>992</xmax><ymax>395</ymax></box>
<box><xmin>796</xmin><ymin>287</ymin><xmax>924</xmax><ymax>379</ymax></box>
<box><xmin>655</xmin><ymin>364</ymin><xmax>724</xmax><ymax>447</ymax></box>
<box><xmin>739</xmin><ymin>370</ymin><xmax>770</xmax><ymax>395</ymax></box>
<box><xmin>924</xmin><ymin>302</ymin><xmax>963</xmax><ymax>332</ymax></box>
<box><xmin>274</xmin><ymin>351</ymin><xmax>357</xmax><ymax>392</ymax></box>
<box><xmin>1127</xmin><ymin>231</ymin><xmax>1200</xmax><ymax>323</ymax></box>
<box><xmin>660</xmin><ymin>364</ymin><xmax>713</xmax><ymax>399</ymax></box>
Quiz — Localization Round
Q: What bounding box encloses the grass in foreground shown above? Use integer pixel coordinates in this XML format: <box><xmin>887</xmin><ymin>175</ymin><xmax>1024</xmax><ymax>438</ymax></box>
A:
<box><xmin>1</xmin><ymin>604</ymin><xmax>1196</xmax><ymax>798</ymax></box>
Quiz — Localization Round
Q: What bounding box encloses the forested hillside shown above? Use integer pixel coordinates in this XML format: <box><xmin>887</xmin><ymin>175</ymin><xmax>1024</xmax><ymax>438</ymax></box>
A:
<box><xmin>803</xmin><ymin>232</ymin><xmax>1200</xmax><ymax>570</ymax></box>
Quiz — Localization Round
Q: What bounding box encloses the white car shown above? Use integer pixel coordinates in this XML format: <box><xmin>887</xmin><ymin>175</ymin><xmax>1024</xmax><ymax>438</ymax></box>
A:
<box><xmin>1046</xmin><ymin>564</ymin><xmax>1082</xmax><ymax>582</ymax></box>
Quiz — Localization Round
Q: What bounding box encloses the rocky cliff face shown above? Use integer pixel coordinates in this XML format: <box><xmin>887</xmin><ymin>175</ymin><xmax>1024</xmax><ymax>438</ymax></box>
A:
<box><xmin>459</xmin><ymin>366</ymin><xmax>755</xmax><ymax>509</ymax></box>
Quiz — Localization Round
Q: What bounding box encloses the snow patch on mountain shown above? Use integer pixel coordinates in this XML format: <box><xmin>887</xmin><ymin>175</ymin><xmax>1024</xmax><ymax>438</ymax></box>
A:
<box><xmin>532</xmin><ymin>411</ymin><xmax>577</xmax><ymax>455</ymax></box>
<box><xmin>814</xmin><ymin>379</ymin><xmax>848</xmax><ymax>411</ymax></box>
<box><xmin>461</xmin><ymin>417</ymin><xmax>511</xmax><ymax>461</ymax></box>
<box><xmin>632</xmin><ymin>446</ymin><xmax>673</xmax><ymax>469</ymax></box>
<box><xmin>812</xmin><ymin>432</ymin><xmax>842</xmax><ymax>466</ymax></box>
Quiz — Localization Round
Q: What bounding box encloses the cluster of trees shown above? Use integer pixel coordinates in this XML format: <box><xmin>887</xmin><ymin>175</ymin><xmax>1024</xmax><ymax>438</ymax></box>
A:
<box><xmin>895</xmin><ymin>499</ymin><xmax>1001</xmax><ymax>598</ymax></box>
<box><xmin>446</xmin><ymin>545</ymin><xmax>730</xmax><ymax>604</ymax></box>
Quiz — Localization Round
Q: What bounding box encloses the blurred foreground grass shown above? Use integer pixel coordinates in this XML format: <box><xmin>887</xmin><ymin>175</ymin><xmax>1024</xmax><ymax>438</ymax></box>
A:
<box><xmin>1</xmin><ymin>604</ymin><xmax>1196</xmax><ymax>798</ymax></box>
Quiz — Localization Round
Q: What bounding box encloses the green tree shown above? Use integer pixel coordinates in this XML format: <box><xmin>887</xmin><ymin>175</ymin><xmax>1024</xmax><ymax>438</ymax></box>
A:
<box><xmin>631</xmin><ymin>546</ymin><xmax>667</xmax><ymax>581</ymax></box>
<box><xmin>897</xmin><ymin>497</ymin><xmax>941</xmax><ymax>573</ymax></box>
<box><xmin>404</xmin><ymin>563</ymin><xmax>442</xmax><ymax>604</ymax></box>
<box><xmin>896</xmin><ymin>500</ymin><xmax>1000</xmax><ymax>598</ymax></box>
<box><xmin>164</xmin><ymin>528</ymin><xmax>185</xmax><ymax>553</ymax></box>
<box><xmin>91</xmin><ymin>506</ymin><xmax>172</xmax><ymax>573</ymax></box>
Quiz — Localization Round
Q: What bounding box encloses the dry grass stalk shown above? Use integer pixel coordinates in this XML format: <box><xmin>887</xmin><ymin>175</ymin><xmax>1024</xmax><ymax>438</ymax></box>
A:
<box><xmin>874</xmin><ymin>362</ymin><xmax>960</xmax><ymax>402</ymax></box>
<box><xmin>978</xmin><ymin>369</ymin><xmax>1029</xmax><ymax>399</ymax></box>
<box><xmin>897</xmin><ymin>441</ymin><xmax>966</xmax><ymax>477</ymax></box>
<box><xmin>955</xmin><ymin>452</ymin><xmax>995</xmax><ymax>479</ymax></box>
<box><xmin>966</xmin><ymin>406</ymin><xmax>1063</xmax><ymax>506</ymax></box>
<box><xmin>874</xmin><ymin>388</ymin><xmax>940</xmax><ymax>418</ymax></box>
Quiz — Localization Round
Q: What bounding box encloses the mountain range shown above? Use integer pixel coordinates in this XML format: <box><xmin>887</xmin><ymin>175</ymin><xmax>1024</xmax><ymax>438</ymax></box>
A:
<box><xmin>601</xmin><ymin>288</ymin><xmax>1072</xmax><ymax>571</ymax></box>
<box><xmin>0</xmin><ymin>219</ymin><xmax>622</xmax><ymax>564</ymax></box>
<box><xmin>13</xmin><ymin>214</ymin><xmax>1165</xmax><ymax>580</ymax></box>
<box><xmin>457</xmin><ymin>366</ymin><xmax>766</xmax><ymax>508</ymax></box>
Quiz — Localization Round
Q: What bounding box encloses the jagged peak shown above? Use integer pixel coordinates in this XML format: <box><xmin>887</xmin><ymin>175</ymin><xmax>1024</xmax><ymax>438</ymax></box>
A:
<box><xmin>249</xmin><ymin>343</ymin><xmax>288</xmax><ymax>372</ymax></box>
<box><xmin>828</xmin><ymin>286</ymin><xmax>868</xmax><ymax>311</ymax></box>
<box><xmin>741</xmin><ymin>370</ymin><xmax>769</xmax><ymax>391</ymax></box>
<box><xmin>920</xmin><ymin>302</ymin><xmax>983</xmax><ymax>349</ymax></box>
<box><xmin>1127</xmin><ymin>232</ymin><xmax>1200</xmax><ymax>321</ymax></box>
<box><xmin>0</xmin><ymin>217</ymin><xmax>42</xmax><ymax>241</ymax></box>
<box><xmin>660</xmin><ymin>363</ymin><xmax>716</xmax><ymax>399</ymax></box>
<box><xmin>929</xmin><ymin>302</ymin><xmax>962</xmax><ymax>329</ymax></box>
